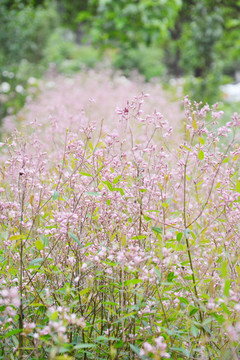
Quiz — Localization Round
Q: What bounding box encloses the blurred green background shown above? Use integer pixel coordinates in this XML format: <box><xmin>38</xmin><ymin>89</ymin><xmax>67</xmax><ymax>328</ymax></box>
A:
<box><xmin>0</xmin><ymin>0</ymin><xmax>240</xmax><ymax>124</ymax></box>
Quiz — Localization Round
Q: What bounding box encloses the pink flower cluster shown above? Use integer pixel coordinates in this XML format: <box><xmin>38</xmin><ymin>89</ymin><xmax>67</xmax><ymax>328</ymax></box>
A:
<box><xmin>0</xmin><ymin>287</ymin><xmax>20</xmax><ymax>324</ymax></box>
<box><xmin>0</xmin><ymin>71</ymin><xmax>240</xmax><ymax>358</ymax></box>
<box><xmin>140</xmin><ymin>336</ymin><xmax>170</xmax><ymax>358</ymax></box>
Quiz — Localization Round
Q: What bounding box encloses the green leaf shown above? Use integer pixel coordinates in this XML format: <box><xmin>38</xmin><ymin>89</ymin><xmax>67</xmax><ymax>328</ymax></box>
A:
<box><xmin>191</xmin><ymin>325</ymin><xmax>199</xmax><ymax>337</ymax></box>
<box><xmin>162</xmin><ymin>202</ymin><xmax>168</xmax><ymax>208</ymax></box>
<box><xmin>53</xmin><ymin>190</ymin><xmax>59</xmax><ymax>200</ymax></box>
<box><xmin>3</xmin><ymin>329</ymin><xmax>22</xmax><ymax>339</ymax></box>
<box><xmin>129</xmin><ymin>344</ymin><xmax>144</xmax><ymax>358</ymax></box>
<box><xmin>113</xmin><ymin>187</ymin><xmax>125</xmax><ymax>196</ymax></box>
<box><xmin>29</xmin><ymin>258</ymin><xmax>44</xmax><ymax>266</ymax></box>
<box><xmin>79</xmin><ymin>172</ymin><xmax>92</xmax><ymax>177</ymax></box>
<box><xmin>203</xmin><ymin>317</ymin><xmax>213</xmax><ymax>326</ymax></box>
<box><xmin>178</xmin><ymin>296</ymin><xmax>189</xmax><ymax>305</ymax></box>
<box><xmin>131</xmin><ymin>235</ymin><xmax>146</xmax><ymax>240</ymax></box>
<box><xmin>236</xmin><ymin>180</ymin><xmax>240</xmax><ymax>193</ymax></box>
<box><xmin>183</xmin><ymin>145</ymin><xmax>192</xmax><ymax>151</ymax></box>
<box><xmin>199</xmin><ymin>137</ymin><xmax>205</xmax><ymax>145</ymax></box>
<box><xmin>192</xmin><ymin>117</ymin><xmax>197</xmax><ymax>130</ymax></box>
<box><xmin>224</xmin><ymin>279</ymin><xmax>230</xmax><ymax>297</ymax></box>
<box><xmin>190</xmin><ymin>308</ymin><xmax>199</xmax><ymax>316</ymax></box>
<box><xmin>103</xmin><ymin>261</ymin><xmax>117</xmax><ymax>267</ymax></box>
<box><xmin>102</xmin><ymin>180</ymin><xmax>113</xmax><ymax>191</ymax></box>
<box><xmin>143</xmin><ymin>215</ymin><xmax>152</xmax><ymax>221</ymax></box>
<box><xmin>177</xmin><ymin>232</ymin><xmax>183</xmax><ymax>242</ymax></box>
<box><xmin>96</xmin><ymin>336</ymin><xmax>120</xmax><ymax>342</ymax></box>
<box><xmin>167</xmin><ymin>271</ymin><xmax>174</xmax><ymax>282</ymax></box>
<box><xmin>152</xmin><ymin>226</ymin><xmax>162</xmax><ymax>234</ymax></box>
<box><xmin>9</xmin><ymin>234</ymin><xmax>24</xmax><ymax>241</ymax></box>
<box><xmin>184</xmin><ymin>276</ymin><xmax>193</xmax><ymax>280</ymax></box>
<box><xmin>124</xmin><ymin>279</ymin><xmax>143</xmax><ymax>286</ymax></box>
<box><xmin>85</xmin><ymin>192</ymin><xmax>101</xmax><ymax>196</ymax></box>
<box><xmin>123</xmin><ymin>312</ymin><xmax>137</xmax><ymax>319</ymax></box>
<box><xmin>75</xmin><ymin>343</ymin><xmax>96</xmax><ymax>349</ymax></box>
<box><xmin>220</xmin><ymin>303</ymin><xmax>231</xmax><ymax>315</ymax></box>
<box><xmin>170</xmin><ymin>347</ymin><xmax>191</xmax><ymax>357</ymax></box>
<box><xmin>154</xmin><ymin>267</ymin><xmax>162</xmax><ymax>282</ymax></box>
<box><xmin>115</xmin><ymin>340</ymin><xmax>124</xmax><ymax>348</ymax></box>
<box><xmin>102</xmin><ymin>301</ymin><xmax>118</xmax><ymax>307</ymax></box>
<box><xmin>79</xmin><ymin>288</ymin><xmax>90</xmax><ymax>296</ymax></box>
<box><xmin>191</xmin><ymin>231</ymin><xmax>196</xmax><ymax>240</ymax></box>
<box><xmin>42</xmin><ymin>236</ymin><xmax>49</xmax><ymax>247</ymax></box>
<box><xmin>113</xmin><ymin>175</ymin><xmax>122</xmax><ymax>184</ymax></box>
<box><xmin>212</xmin><ymin>312</ymin><xmax>224</xmax><ymax>324</ymax></box>
<box><xmin>221</xmin><ymin>261</ymin><xmax>228</xmax><ymax>277</ymax></box>
<box><xmin>198</xmin><ymin>150</ymin><xmax>204</xmax><ymax>160</ymax></box>
<box><xmin>50</xmin><ymin>311</ymin><xmax>58</xmax><ymax>321</ymax></box>
<box><xmin>68</xmin><ymin>233</ymin><xmax>82</xmax><ymax>247</ymax></box>
<box><xmin>30</xmin><ymin>303</ymin><xmax>47</xmax><ymax>307</ymax></box>
<box><xmin>35</xmin><ymin>239</ymin><xmax>44</xmax><ymax>250</ymax></box>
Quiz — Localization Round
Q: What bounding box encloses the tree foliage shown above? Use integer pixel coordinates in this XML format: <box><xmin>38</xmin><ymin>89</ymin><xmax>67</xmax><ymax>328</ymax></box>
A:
<box><xmin>0</xmin><ymin>1</ymin><xmax>58</xmax><ymax>65</ymax></box>
<box><xmin>77</xmin><ymin>0</ymin><xmax>182</xmax><ymax>48</ymax></box>
<box><xmin>0</xmin><ymin>0</ymin><xmax>240</xmax><ymax>107</ymax></box>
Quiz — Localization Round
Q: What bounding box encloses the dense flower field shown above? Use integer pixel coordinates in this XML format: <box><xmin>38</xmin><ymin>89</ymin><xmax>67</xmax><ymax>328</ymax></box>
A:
<box><xmin>0</xmin><ymin>72</ymin><xmax>239</xmax><ymax>359</ymax></box>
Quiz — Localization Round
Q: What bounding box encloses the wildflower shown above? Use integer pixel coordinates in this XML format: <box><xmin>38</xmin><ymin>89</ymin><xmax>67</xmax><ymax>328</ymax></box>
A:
<box><xmin>28</xmin><ymin>77</ymin><xmax>37</xmax><ymax>85</ymax></box>
<box><xmin>1</xmin><ymin>82</ymin><xmax>10</xmax><ymax>93</ymax></box>
<box><xmin>15</xmin><ymin>85</ymin><xmax>24</xmax><ymax>94</ymax></box>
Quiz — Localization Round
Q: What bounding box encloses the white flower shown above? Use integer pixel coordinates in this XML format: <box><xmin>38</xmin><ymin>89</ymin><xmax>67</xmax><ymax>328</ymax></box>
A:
<box><xmin>15</xmin><ymin>85</ymin><xmax>24</xmax><ymax>94</ymax></box>
<box><xmin>28</xmin><ymin>77</ymin><xmax>37</xmax><ymax>85</ymax></box>
<box><xmin>1</xmin><ymin>82</ymin><xmax>10</xmax><ymax>93</ymax></box>
<box><xmin>81</xmin><ymin>263</ymin><xmax>87</xmax><ymax>270</ymax></box>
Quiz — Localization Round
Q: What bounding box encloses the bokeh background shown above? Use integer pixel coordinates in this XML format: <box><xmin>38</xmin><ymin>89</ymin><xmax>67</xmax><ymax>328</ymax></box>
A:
<box><xmin>1</xmin><ymin>0</ymin><xmax>240</xmax><ymax>126</ymax></box>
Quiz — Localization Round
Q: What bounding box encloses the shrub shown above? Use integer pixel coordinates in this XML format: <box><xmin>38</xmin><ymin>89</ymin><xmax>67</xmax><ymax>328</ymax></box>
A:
<box><xmin>43</xmin><ymin>29</ymin><xmax>102</xmax><ymax>74</ymax></box>
<box><xmin>0</xmin><ymin>1</ymin><xmax>58</xmax><ymax>123</ymax></box>
<box><xmin>0</xmin><ymin>90</ymin><xmax>240</xmax><ymax>359</ymax></box>
<box><xmin>0</xmin><ymin>63</ymin><xmax>41</xmax><ymax>127</ymax></box>
<box><xmin>0</xmin><ymin>2</ymin><xmax>58</xmax><ymax>65</ymax></box>
<box><xmin>112</xmin><ymin>45</ymin><xmax>166</xmax><ymax>81</ymax></box>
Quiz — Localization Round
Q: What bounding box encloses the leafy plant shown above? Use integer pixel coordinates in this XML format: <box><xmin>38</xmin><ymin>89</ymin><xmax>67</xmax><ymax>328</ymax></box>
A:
<box><xmin>112</xmin><ymin>45</ymin><xmax>166</xmax><ymax>81</ymax></box>
<box><xmin>43</xmin><ymin>28</ymin><xmax>102</xmax><ymax>74</ymax></box>
<box><xmin>0</xmin><ymin>85</ymin><xmax>240</xmax><ymax>359</ymax></box>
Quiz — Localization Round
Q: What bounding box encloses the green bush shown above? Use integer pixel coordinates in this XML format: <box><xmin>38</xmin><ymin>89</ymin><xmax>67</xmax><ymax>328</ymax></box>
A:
<box><xmin>43</xmin><ymin>29</ymin><xmax>102</xmax><ymax>74</ymax></box>
<box><xmin>0</xmin><ymin>1</ymin><xmax>59</xmax><ymax>123</ymax></box>
<box><xmin>0</xmin><ymin>62</ymin><xmax>40</xmax><ymax>126</ymax></box>
<box><xmin>183</xmin><ymin>66</ymin><xmax>223</xmax><ymax>105</ymax></box>
<box><xmin>112</xmin><ymin>45</ymin><xmax>166</xmax><ymax>81</ymax></box>
<box><xmin>0</xmin><ymin>2</ymin><xmax>58</xmax><ymax>65</ymax></box>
